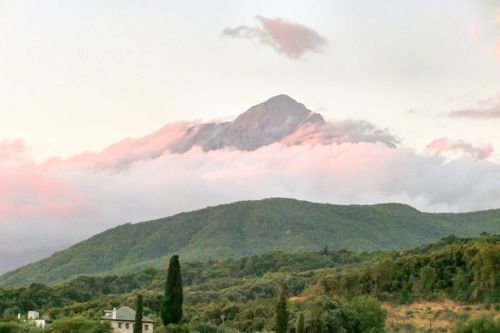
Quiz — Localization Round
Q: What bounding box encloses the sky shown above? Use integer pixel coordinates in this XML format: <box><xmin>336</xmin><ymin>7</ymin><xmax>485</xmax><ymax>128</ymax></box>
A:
<box><xmin>0</xmin><ymin>0</ymin><xmax>500</xmax><ymax>273</ymax></box>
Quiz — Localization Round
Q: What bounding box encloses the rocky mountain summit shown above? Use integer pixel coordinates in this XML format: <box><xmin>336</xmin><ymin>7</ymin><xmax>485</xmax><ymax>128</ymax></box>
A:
<box><xmin>171</xmin><ymin>94</ymin><xmax>325</xmax><ymax>152</ymax></box>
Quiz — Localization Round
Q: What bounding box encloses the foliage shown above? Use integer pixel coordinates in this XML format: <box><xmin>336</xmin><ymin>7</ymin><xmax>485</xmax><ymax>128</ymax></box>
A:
<box><xmin>164</xmin><ymin>324</ymin><xmax>189</xmax><ymax>333</ymax></box>
<box><xmin>0</xmin><ymin>322</ymin><xmax>44</xmax><ymax>333</ymax></box>
<box><xmin>300</xmin><ymin>296</ymin><xmax>361</xmax><ymax>333</ymax></box>
<box><xmin>412</xmin><ymin>265</ymin><xmax>437</xmax><ymax>297</ymax></box>
<box><xmin>274</xmin><ymin>283</ymin><xmax>289</xmax><ymax>333</ymax></box>
<box><xmin>452</xmin><ymin>269</ymin><xmax>471</xmax><ymax>302</ymax></box>
<box><xmin>349</xmin><ymin>296</ymin><xmax>386</xmax><ymax>333</ymax></box>
<box><xmin>188</xmin><ymin>322</ymin><xmax>217</xmax><ymax>333</ymax></box>
<box><xmin>296</xmin><ymin>312</ymin><xmax>304</xmax><ymax>333</ymax></box>
<box><xmin>50</xmin><ymin>317</ymin><xmax>112</xmax><ymax>333</ymax></box>
<box><xmin>0</xmin><ymin>235</ymin><xmax>498</xmax><ymax>333</ymax></box>
<box><xmin>161</xmin><ymin>256</ymin><xmax>183</xmax><ymax>326</ymax></box>
<box><xmin>453</xmin><ymin>315</ymin><xmax>500</xmax><ymax>333</ymax></box>
<box><xmin>134</xmin><ymin>294</ymin><xmax>143</xmax><ymax>333</ymax></box>
<box><xmin>2</xmin><ymin>198</ymin><xmax>499</xmax><ymax>286</ymax></box>
<box><xmin>318</xmin><ymin>234</ymin><xmax>500</xmax><ymax>303</ymax></box>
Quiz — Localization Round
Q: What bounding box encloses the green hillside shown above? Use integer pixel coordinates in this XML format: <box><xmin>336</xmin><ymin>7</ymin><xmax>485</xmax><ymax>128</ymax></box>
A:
<box><xmin>0</xmin><ymin>234</ymin><xmax>498</xmax><ymax>333</ymax></box>
<box><xmin>1</xmin><ymin>198</ymin><xmax>500</xmax><ymax>286</ymax></box>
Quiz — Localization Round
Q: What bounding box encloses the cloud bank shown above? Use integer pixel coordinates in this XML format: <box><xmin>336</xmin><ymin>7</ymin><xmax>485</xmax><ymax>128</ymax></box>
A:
<box><xmin>2</xmin><ymin>132</ymin><xmax>500</xmax><ymax>273</ymax></box>
<box><xmin>222</xmin><ymin>16</ymin><xmax>327</xmax><ymax>58</ymax></box>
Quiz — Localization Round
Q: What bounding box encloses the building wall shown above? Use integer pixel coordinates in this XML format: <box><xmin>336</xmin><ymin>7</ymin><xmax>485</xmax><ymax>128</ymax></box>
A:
<box><xmin>110</xmin><ymin>321</ymin><xmax>153</xmax><ymax>333</ymax></box>
<box><xmin>27</xmin><ymin>311</ymin><xmax>39</xmax><ymax>320</ymax></box>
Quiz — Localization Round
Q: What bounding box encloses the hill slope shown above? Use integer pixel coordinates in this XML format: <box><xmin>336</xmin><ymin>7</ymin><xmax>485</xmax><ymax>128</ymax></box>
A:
<box><xmin>1</xmin><ymin>198</ymin><xmax>500</xmax><ymax>286</ymax></box>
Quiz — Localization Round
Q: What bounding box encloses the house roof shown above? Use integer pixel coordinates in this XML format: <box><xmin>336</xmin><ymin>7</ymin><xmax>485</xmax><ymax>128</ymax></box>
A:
<box><xmin>102</xmin><ymin>306</ymin><xmax>154</xmax><ymax>323</ymax></box>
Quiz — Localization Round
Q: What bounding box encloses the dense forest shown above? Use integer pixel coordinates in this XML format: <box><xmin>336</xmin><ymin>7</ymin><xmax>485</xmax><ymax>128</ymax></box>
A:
<box><xmin>3</xmin><ymin>198</ymin><xmax>500</xmax><ymax>286</ymax></box>
<box><xmin>1</xmin><ymin>234</ymin><xmax>499</xmax><ymax>333</ymax></box>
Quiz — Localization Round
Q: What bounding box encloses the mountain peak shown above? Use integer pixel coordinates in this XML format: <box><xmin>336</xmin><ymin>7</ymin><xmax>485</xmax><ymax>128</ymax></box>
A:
<box><xmin>233</xmin><ymin>94</ymin><xmax>324</xmax><ymax>129</ymax></box>
<box><xmin>171</xmin><ymin>95</ymin><xmax>326</xmax><ymax>152</ymax></box>
<box><xmin>264</xmin><ymin>94</ymin><xmax>299</xmax><ymax>104</ymax></box>
<box><xmin>223</xmin><ymin>95</ymin><xmax>324</xmax><ymax>150</ymax></box>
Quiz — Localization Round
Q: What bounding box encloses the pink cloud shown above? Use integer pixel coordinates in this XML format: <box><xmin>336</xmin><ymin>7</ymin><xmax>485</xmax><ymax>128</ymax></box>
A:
<box><xmin>43</xmin><ymin>122</ymin><xmax>190</xmax><ymax>171</ymax></box>
<box><xmin>222</xmin><ymin>16</ymin><xmax>327</xmax><ymax>59</ymax></box>
<box><xmin>0</xmin><ymin>140</ymin><xmax>89</xmax><ymax>219</ymax></box>
<box><xmin>3</xmin><ymin>136</ymin><xmax>500</xmax><ymax>271</ymax></box>
<box><xmin>426</xmin><ymin>138</ymin><xmax>494</xmax><ymax>160</ymax></box>
<box><xmin>0</xmin><ymin>140</ymin><xmax>25</xmax><ymax>162</ymax></box>
<box><xmin>280</xmin><ymin>121</ymin><xmax>397</xmax><ymax>148</ymax></box>
<box><xmin>42</xmin><ymin>116</ymin><xmax>395</xmax><ymax>172</ymax></box>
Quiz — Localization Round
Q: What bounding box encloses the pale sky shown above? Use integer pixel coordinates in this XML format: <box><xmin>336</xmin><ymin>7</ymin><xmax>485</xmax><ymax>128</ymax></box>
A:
<box><xmin>1</xmin><ymin>0</ymin><xmax>499</xmax><ymax>159</ymax></box>
<box><xmin>1</xmin><ymin>0</ymin><xmax>500</xmax><ymax>273</ymax></box>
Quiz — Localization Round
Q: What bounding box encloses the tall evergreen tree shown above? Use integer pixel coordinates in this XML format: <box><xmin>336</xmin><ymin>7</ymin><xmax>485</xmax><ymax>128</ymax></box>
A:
<box><xmin>275</xmin><ymin>282</ymin><xmax>289</xmax><ymax>333</ymax></box>
<box><xmin>296</xmin><ymin>312</ymin><xmax>305</xmax><ymax>333</ymax></box>
<box><xmin>133</xmin><ymin>294</ymin><xmax>143</xmax><ymax>333</ymax></box>
<box><xmin>161</xmin><ymin>255</ymin><xmax>183</xmax><ymax>326</ymax></box>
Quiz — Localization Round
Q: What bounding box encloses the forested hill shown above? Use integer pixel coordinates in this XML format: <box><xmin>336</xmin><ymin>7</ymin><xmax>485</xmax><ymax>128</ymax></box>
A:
<box><xmin>2</xmin><ymin>198</ymin><xmax>500</xmax><ymax>286</ymax></box>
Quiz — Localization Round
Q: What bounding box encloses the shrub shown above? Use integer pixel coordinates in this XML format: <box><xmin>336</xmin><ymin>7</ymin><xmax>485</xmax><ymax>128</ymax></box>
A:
<box><xmin>453</xmin><ymin>316</ymin><xmax>500</xmax><ymax>333</ymax></box>
<box><xmin>189</xmin><ymin>323</ymin><xmax>217</xmax><ymax>333</ymax></box>
<box><xmin>50</xmin><ymin>317</ymin><xmax>111</xmax><ymax>333</ymax></box>
<box><xmin>165</xmin><ymin>324</ymin><xmax>189</xmax><ymax>333</ymax></box>
<box><xmin>349</xmin><ymin>296</ymin><xmax>387</xmax><ymax>333</ymax></box>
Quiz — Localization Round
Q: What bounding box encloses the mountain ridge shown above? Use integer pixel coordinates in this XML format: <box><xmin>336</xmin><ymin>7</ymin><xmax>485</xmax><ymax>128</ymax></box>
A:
<box><xmin>1</xmin><ymin>197</ymin><xmax>499</xmax><ymax>287</ymax></box>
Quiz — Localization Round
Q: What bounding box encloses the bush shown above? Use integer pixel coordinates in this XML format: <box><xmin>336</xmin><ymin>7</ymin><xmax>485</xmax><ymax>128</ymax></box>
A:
<box><xmin>50</xmin><ymin>318</ymin><xmax>111</xmax><ymax>333</ymax></box>
<box><xmin>453</xmin><ymin>316</ymin><xmax>500</xmax><ymax>333</ymax></box>
<box><xmin>349</xmin><ymin>296</ymin><xmax>387</xmax><ymax>333</ymax></box>
<box><xmin>189</xmin><ymin>323</ymin><xmax>217</xmax><ymax>333</ymax></box>
<box><xmin>0</xmin><ymin>322</ymin><xmax>24</xmax><ymax>333</ymax></box>
<box><xmin>0</xmin><ymin>322</ymin><xmax>43</xmax><ymax>333</ymax></box>
<box><xmin>165</xmin><ymin>324</ymin><xmax>189</xmax><ymax>333</ymax></box>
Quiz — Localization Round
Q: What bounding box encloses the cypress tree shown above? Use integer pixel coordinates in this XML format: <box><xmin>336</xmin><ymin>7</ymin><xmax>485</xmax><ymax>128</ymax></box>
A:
<box><xmin>296</xmin><ymin>312</ymin><xmax>305</xmax><ymax>333</ymax></box>
<box><xmin>134</xmin><ymin>294</ymin><xmax>143</xmax><ymax>333</ymax></box>
<box><xmin>275</xmin><ymin>282</ymin><xmax>289</xmax><ymax>333</ymax></box>
<box><xmin>161</xmin><ymin>255</ymin><xmax>183</xmax><ymax>326</ymax></box>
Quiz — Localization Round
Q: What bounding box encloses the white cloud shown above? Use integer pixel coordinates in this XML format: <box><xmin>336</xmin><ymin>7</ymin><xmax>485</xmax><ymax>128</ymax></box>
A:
<box><xmin>2</xmin><ymin>140</ymin><xmax>500</xmax><ymax>273</ymax></box>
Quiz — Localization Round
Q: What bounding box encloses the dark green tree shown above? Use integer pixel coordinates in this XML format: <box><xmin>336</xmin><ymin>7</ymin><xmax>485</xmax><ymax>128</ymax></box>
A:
<box><xmin>275</xmin><ymin>283</ymin><xmax>289</xmax><ymax>333</ymax></box>
<box><xmin>296</xmin><ymin>312</ymin><xmax>305</xmax><ymax>333</ymax></box>
<box><xmin>452</xmin><ymin>269</ymin><xmax>471</xmax><ymax>302</ymax></box>
<box><xmin>349</xmin><ymin>295</ymin><xmax>387</xmax><ymax>332</ymax></box>
<box><xmin>134</xmin><ymin>294</ymin><xmax>143</xmax><ymax>333</ymax></box>
<box><xmin>161</xmin><ymin>255</ymin><xmax>183</xmax><ymax>326</ymax></box>
<box><xmin>413</xmin><ymin>265</ymin><xmax>437</xmax><ymax>297</ymax></box>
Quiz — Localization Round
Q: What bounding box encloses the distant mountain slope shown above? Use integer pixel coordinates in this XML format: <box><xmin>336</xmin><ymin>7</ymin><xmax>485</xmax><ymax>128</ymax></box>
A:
<box><xmin>1</xmin><ymin>198</ymin><xmax>500</xmax><ymax>286</ymax></box>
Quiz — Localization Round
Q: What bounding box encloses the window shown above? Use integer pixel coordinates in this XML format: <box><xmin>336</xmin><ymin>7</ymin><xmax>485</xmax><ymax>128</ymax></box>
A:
<box><xmin>125</xmin><ymin>323</ymin><xmax>130</xmax><ymax>329</ymax></box>
<box><xmin>145</xmin><ymin>325</ymin><xmax>149</xmax><ymax>331</ymax></box>
<box><xmin>118</xmin><ymin>323</ymin><xmax>122</xmax><ymax>329</ymax></box>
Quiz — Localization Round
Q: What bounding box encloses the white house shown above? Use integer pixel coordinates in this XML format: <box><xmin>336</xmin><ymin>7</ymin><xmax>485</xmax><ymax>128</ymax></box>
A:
<box><xmin>34</xmin><ymin>319</ymin><xmax>46</xmax><ymax>329</ymax></box>
<box><xmin>26</xmin><ymin>311</ymin><xmax>47</xmax><ymax>328</ymax></box>
<box><xmin>102</xmin><ymin>306</ymin><xmax>154</xmax><ymax>333</ymax></box>
<box><xmin>27</xmin><ymin>311</ymin><xmax>39</xmax><ymax>320</ymax></box>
